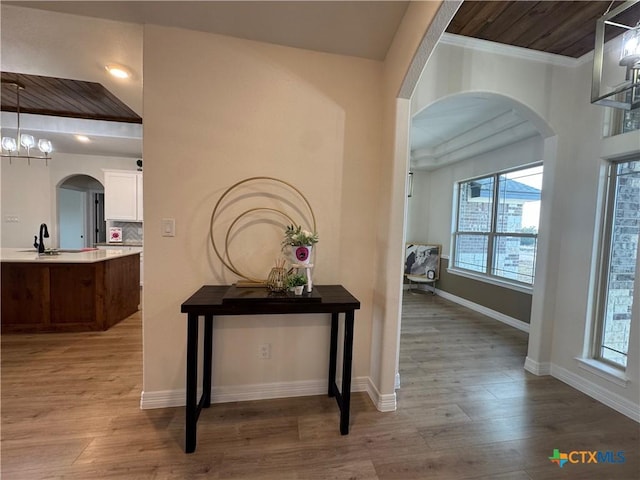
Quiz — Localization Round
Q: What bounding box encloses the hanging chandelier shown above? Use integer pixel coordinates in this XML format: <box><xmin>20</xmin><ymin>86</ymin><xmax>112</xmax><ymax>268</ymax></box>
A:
<box><xmin>591</xmin><ymin>0</ymin><xmax>640</xmax><ymax>111</ymax></box>
<box><xmin>1</xmin><ymin>80</ymin><xmax>53</xmax><ymax>164</ymax></box>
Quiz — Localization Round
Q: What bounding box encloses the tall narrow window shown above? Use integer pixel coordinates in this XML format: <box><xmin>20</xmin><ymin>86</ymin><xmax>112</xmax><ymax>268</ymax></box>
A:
<box><xmin>595</xmin><ymin>159</ymin><xmax>640</xmax><ymax>368</ymax></box>
<box><xmin>452</xmin><ymin>165</ymin><xmax>542</xmax><ymax>286</ymax></box>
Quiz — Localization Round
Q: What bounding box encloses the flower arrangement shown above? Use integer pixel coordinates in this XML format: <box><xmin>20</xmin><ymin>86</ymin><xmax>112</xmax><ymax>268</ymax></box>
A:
<box><xmin>282</xmin><ymin>224</ymin><xmax>319</xmax><ymax>247</ymax></box>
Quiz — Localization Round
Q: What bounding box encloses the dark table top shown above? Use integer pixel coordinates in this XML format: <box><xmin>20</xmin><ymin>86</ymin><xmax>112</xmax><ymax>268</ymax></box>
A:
<box><xmin>181</xmin><ymin>285</ymin><xmax>360</xmax><ymax>316</ymax></box>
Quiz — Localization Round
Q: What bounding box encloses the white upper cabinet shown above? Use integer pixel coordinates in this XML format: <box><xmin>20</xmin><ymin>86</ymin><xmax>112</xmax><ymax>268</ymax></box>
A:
<box><xmin>104</xmin><ymin>170</ymin><xmax>143</xmax><ymax>221</ymax></box>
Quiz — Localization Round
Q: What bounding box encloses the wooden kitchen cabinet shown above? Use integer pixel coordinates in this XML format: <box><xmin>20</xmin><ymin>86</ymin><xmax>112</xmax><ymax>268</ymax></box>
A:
<box><xmin>96</xmin><ymin>245</ymin><xmax>143</xmax><ymax>286</ymax></box>
<box><xmin>104</xmin><ymin>170</ymin><xmax>143</xmax><ymax>221</ymax></box>
<box><xmin>1</xmin><ymin>253</ymin><xmax>140</xmax><ymax>333</ymax></box>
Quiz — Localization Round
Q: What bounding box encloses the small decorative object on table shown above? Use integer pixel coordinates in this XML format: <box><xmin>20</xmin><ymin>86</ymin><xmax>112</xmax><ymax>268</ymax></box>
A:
<box><xmin>266</xmin><ymin>258</ymin><xmax>288</xmax><ymax>292</ymax></box>
<box><xmin>282</xmin><ymin>224</ymin><xmax>318</xmax><ymax>265</ymax></box>
<box><xmin>282</xmin><ymin>224</ymin><xmax>318</xmax><ymax>292</ymax></box>
<box><xmin>286</xmin><ymin>273</ymin><xmax>307</xmax><ymax>295</ymax></box>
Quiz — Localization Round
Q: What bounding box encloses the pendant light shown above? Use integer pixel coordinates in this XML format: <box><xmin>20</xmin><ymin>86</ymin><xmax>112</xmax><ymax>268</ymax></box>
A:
<box><xmin>1</xmin><ymin>80</ymin><xmax>53</xmax><ymax>165</ymax></box>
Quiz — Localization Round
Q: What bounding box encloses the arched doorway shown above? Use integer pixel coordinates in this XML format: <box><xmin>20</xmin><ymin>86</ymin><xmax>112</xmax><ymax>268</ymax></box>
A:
<box><xmin>401</xmin><ymin>90</ymin><xmax>558</xmax><ymax>386</ymax></box>
<box><xmin>57</xmin><ymin>174</ymin><xmax>105</xmax><ymax>249</ymax></box>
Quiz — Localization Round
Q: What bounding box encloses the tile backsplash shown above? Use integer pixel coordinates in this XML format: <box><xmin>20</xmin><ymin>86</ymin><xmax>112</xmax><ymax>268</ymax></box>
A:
<box><xmin>108</xmin><ymin>221</ymin><xmax>143</xmax><ymax>244</ymax></box>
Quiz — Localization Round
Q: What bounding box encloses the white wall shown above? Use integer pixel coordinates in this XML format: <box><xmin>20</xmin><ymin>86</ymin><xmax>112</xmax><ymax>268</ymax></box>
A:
<box><xmin>0</xmin><ymin>158</ymin><xmax>51</xmax><ymax>247</ymax></box>
<box><xmin>545</xmin><ymin>58</ymin><xmax>640</xmax><ymax>416</ymax></box>
<box><xmin>1</xmin><ymin>153</ymin><xmax>137</xmax><ymax>247</ymax></box>
<box><xmin>409</xmin><ymin>38</ymin><xmax>640</xmax><ymax>418</ymax></box>
<box><xmin>142</xmin><ymin>24</ymin><xmax>385</xmax><ymax>398</ymax></box>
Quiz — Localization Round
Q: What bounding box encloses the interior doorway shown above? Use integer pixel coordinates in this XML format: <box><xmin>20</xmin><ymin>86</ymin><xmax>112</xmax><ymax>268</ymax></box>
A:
<box><xmin>57</xmin><ymin>174</ymin><xmax>105</xmax><ymax>248</ymax></box>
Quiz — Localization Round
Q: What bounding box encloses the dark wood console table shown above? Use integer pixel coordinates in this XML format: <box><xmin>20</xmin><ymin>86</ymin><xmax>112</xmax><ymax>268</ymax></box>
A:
<box><xmin>180</xmin><ymin>284</ymin><xmax>360</xmax><ymax>453</ymax></box>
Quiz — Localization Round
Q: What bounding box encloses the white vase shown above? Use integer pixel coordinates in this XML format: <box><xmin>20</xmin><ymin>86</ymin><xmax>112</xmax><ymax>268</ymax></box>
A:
<box><xmin>289</xmin><ymin>245</ymin><xmax>312</xmax><ymax>265</ymax></box>
<box><xmin>294</xmin><ymin>285</ymin><xmax>304</xmax><ymax>295</ymax></box>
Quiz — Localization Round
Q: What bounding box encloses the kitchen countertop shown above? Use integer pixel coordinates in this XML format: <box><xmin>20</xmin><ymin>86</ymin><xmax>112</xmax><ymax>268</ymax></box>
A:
<box><xmin>0</xmin><ymin>248</ymin><xmax>141</xmax><ymax>264</ymax></box>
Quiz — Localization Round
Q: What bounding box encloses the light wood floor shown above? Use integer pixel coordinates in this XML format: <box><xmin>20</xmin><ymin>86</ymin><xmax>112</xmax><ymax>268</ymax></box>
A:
<box><xmin>2</xmin><ymin>293</ymin><xmax>638</xmax><ymax>479</ymax></box>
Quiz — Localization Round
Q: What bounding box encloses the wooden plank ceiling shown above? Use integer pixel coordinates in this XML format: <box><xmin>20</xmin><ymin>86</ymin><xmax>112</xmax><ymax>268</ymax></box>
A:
<box><xmin>0</xmin><ymin>72</ymin><xmax>141</xmax><ymax>124</ymax></box>
<box><xmin>446</xmin><ymin>1</ymin><xmax>640</xmax><ymax>58</ymax></box>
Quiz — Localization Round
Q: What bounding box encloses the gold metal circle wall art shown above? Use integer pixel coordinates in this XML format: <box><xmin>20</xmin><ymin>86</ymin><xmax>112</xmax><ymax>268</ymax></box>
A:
<box><xmin>224</xmin><ymin>207</ymin><xmax>296</xmax><ymax>283</ymax></box>
<box><xmin>209</xmin><ymin>177</ymin><xmax>317</xmax><ymax>283</ymax></box>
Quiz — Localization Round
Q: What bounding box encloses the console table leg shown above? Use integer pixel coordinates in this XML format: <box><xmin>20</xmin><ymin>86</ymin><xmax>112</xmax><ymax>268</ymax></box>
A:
<box><xmin>340</xmin><ymin>310</ymin><xmax>354</xmax><ymax>434</ymax></box>
<box><xmin>203</xmin><ymin>315</ymin><xmax>213</xmax><ymax>407</ymax></box>
<box><xmin>328</xmin><ymin>313</ymin><xmax>339</xmax><ymax>397</ymax></box>
<box><xmin>185</xmin><ymin>314</ymin><xmax>199</xmax><ymax>453</ymax></box>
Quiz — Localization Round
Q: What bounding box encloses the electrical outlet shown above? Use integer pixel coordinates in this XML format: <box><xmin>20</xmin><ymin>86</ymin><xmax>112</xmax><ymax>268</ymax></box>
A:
<box><xmin>259</xmin><ymin>343</ymin><xmax>271</xmax><ymax>360</ymax></box>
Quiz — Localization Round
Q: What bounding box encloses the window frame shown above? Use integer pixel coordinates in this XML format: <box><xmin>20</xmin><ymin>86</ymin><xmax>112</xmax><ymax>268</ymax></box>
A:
<box><xmin>451</xmin><ymin>163</ymin><xmax>542</xmax><ymax>288</ymax></box>
<box><xmin>591</xmin><ymin>158</ymin><xmax>639</xmax><ymax>370</ymax></box>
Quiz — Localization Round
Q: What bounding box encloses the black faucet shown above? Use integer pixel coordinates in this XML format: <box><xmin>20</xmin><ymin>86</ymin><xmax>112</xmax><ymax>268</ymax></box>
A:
<box><xmin>34</xmin><ymin>223</ymin><xmax>49</xmax><ymax>254</ymax></box>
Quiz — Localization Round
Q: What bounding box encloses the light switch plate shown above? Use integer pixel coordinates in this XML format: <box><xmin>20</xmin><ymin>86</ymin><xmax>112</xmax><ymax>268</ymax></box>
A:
<box><xmin>161</xmin><ymin>218</ymin><xmax>175</xmax><ymax>237</ymax></box>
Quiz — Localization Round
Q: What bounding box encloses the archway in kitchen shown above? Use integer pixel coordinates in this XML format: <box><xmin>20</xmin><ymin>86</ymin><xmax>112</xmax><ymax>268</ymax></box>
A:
<box><xmin>57</xmin><ymin>174</ymin><xmax>105</xmax><ymax>249</ymax></box>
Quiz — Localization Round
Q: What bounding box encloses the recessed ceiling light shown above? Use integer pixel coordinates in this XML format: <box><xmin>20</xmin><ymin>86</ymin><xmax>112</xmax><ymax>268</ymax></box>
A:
<box><xmin>105</xmin><ymin>64</ymin><xmax>131</xmax><ymax>79</ymax></box>
<box><xmin>75</xmin><ymin>135</ymin><xmax>91</xmax><ymax>143</ymax></box>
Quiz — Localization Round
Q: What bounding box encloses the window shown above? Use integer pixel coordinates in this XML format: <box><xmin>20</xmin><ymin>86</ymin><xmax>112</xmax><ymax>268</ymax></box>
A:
<box><xmin>621</xmin><ymin>87</ymin><xmax>640</xmax><ymax>134</ymax></box>
<box><xmin>594</xmin><ymin>159</ymin><xmax>640</xmax><ymax>369</ymax></box>
<box><xmin>452</xmin><ymin>165</ymin><xmax>543</xmax><ymax>285</ymax></box>
<box><xmin>607</xmin><ymin>90</ymin><xmax>640</xmax><ymax>137</ymax></box>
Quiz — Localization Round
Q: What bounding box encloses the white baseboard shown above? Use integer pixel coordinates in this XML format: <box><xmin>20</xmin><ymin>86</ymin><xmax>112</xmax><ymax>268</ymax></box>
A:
<box><xmin>365</xmin><ymin>377</ymin><xmax>397</xmax><ymax>412</ymax></box>
<box><xmin>524</xmin><ymin>356</ymin><xmax>551</xmax><ymax>375</ymax></box>
<box><xmin>436</xmin><ymin>289</ymin><xmax>530</xmax><ymax>333</ymax></box>
<box><xmin>144</xmin><ymin>368</ymin><xmax>637</xmax><ymax>421</ymax></box>
<box><xmin>550</xmin><ymin>364</ymin><xmax>640</xmax><ymax>423</ymax></box>
<box><xmin>141</xmin><ymin>376</ymin><xmax>373</xmax><ymax>410</ymax></box>
<box><xmin>140</xmin><ymin>388</ymin><xmax>188</xmax><ymax>409</ymax></box>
